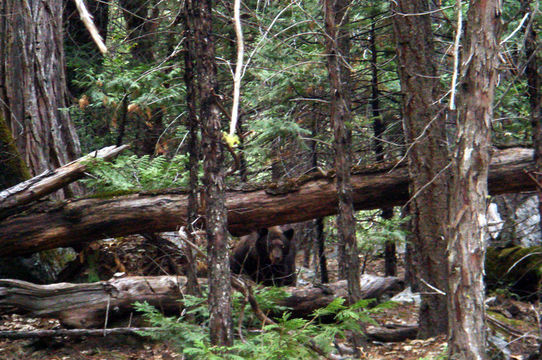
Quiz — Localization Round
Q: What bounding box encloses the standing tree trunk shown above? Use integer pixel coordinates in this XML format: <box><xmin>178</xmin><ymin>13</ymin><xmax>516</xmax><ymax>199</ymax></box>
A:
<box><xmin>182</xmin><ymin>0</ymin><xmax>201</xmax><ymax>297</ymax></box>
<box><xmin>192</xmin><ymin>0</ymin><xmax>233</xmax><ymax>347</ymax></box>
<box><xmin>310</xmin><ymin>117</ymin><xmax>329</xmax><ymax>283</ymax></box>
<box><xmin>324</xmin><ymin>0</ymin><xmax>362</xmax><ymax>352</ymax></box>
<box><xmin>315</xmin><ymin>217</ymin><xmax>329</xmax><ymax>283</ymax></box>
<box><xmin>324</xmin><ymin>0</ymin><xmax>360</xmax><ymax>302</ymax></box>
<box><xmin>369</xmin><ymin>21</ymin><xmax>396</xmax><ymax>276</ymax></box>
<box><xmin>0</xmin><ymin>0</ymin><xmax>81</xmax><ymax>282</ymax></box>
<box><xmin>447</xmin><ymin>1</ymin><xmax>502</xmax><ymax>358</ymax></box>
<box><xmin>391</xmin><ymin>0</ymin><xmax>450</xmax><ymax>337</ymax></box>
<box><xmin>520</xmin><ymin>0</ymin><xmax>542</xmax><ymax>233</ymax></box>
<box><xmin>0</xmin><ymin>0</ymin><xmax>82</xmax><ymax>196</ymax></box>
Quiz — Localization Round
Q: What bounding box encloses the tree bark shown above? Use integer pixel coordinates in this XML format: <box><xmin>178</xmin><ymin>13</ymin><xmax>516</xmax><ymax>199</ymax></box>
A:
<box><xmin>182</xmin><ymin>0</ymin><xmax>201</xmax><ymax>297</ymax></box>
<box><xmin>0</xmin><ymin>147</ymin><xmax>534</xmax><ymax>257</ymax></box>
<box><xmin>316</xmin><ymin>218</ymin><xmax>329</xmax><ymax>283</ymax></box>
<box><xmin>0</xmin><ymin>0</ymin><xmax>82</xmax><ymax>195</ymax></box>
<box><xmin>310</xmin><ymin>118</ymin><xmax>328</xmax><ymax>283</ymax></box>
<box><xmin>324</xmin><ymin>0</ymin><xmax>360</xmax><ymax>303</ymax></box>
<box><xmin>391</xmin><ymin>0</ymin><xmax>450</xmax><ymax>337</ymax></box>
<box><xmin>0</xmin><ymin>275</ymin><xmax>403</xmax><ymax>328</ymax></box>
<box><xmin>192</xmin><ymin>0</ymin><xmax>233</xmax><ymax>346</ymax></box>
<box><xmin>520</xmin><ymin>0</ymin><xmax>542</xmax><ymax>234</ymax></box>
<box><xmin>324</xmin><ymin>0</ymin><xmax>363</xmax><ymax>353</ymax></box>
<box><xmin>446</xmin><ymin>1</ymin><xmax>502</xmax><ymax>359</ymax></box>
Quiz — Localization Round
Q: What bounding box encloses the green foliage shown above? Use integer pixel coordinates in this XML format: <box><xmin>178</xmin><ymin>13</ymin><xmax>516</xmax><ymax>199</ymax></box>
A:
<box><xmin>357</xmin><ymin>212</ymin><xmax>408</xmax><ymax>252</ymax></box>
<box><xmin>417</xmin><ymin>346</ymin><xmax>448</xmax><ymax>360</ymax></box>
<box><xmin>82</xmin><ymin>154</ymin><xmax>191</xmax><ymax>193</ymax></box>
<box><xmin>134</xmin><ymin>301</ymin><xmax>209</xmax><ymax>354</ymax></box>
<box><xmin>485</xmin><ymin>246</ymin><xmax>542</xmax><ymax>300</ymax></box>
<box><xmin>84</xmin><ymin>251</ymin><xmax>101</xmax><ymax>283</ymax></box>
<box><xmin>68</xmin><ymin>35</ymin><xmax>186</xmax><ymax>154</ymax></box>
<box><xmin>326</xmin><ymin>211</ymin><xmax>408</xmax><ymax>254</ymax></box>
<box><xmin>135</xmin><ymin>289</ymin><xmax>388</xmax><ymax>359</ymax></box>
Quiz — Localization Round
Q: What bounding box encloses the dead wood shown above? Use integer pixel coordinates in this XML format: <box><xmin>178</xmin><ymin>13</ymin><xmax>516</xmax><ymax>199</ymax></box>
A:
<box><xmin>0</xmin><ymin>145</ymin><xmax>129</xmax><ymax>220</ymax></box>
<box><xmin>0</xmin><ymin>327</ymin><xmax>154</xmax><ymax>339</ymax></box>
<box><xmin>0</xmin><ymin>147</ymin><xmax>534</xmax><ymax>256</ymax></box>
<box><xmin>0</xmin><ymin>324</ymin><xmax>419</xmax><ymax>344</ymax></box>
<box><xmin>0</xmin><ymin>275</ymin><xmax>404</xmax><ymax>329</ymax></box>
<box><xmin>365</xmin><ymin>325</ymin><xmax>419</xmax><ymax>342</ymax></box>
<box><xmin>278</xmin><ymin>275</ymin><xmax>404</xmax><ymax>318</ymax></box>
<box><xmin>0</xmin><ymin>276</ymin><xmax>185</xmax><ymax>328</ymax></box>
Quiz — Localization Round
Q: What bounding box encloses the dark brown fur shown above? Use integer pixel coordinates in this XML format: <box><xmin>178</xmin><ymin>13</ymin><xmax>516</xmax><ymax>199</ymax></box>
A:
<box><xmin>230</xmin><ymin>226</ymin><xmax>296</xmax><ymax>286</ymax></box>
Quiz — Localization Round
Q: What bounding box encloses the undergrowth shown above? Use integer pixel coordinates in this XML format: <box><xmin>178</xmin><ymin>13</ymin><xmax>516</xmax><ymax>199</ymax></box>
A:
<box><xmin>135</xmin><ymin>287</ymin><xmax>394</xmax><ymax>359</ymax></box>
<box><xmin>82</xmin><ymin>154</ymin><xmax>191</xmax><ymax>193</ymax></box>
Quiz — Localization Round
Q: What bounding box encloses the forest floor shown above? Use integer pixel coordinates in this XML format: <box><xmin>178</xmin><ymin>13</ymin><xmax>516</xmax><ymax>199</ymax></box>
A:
<box><xmin>0</xmin><ymin>236</ymin><xmax>539</xmax><ymax>359</ymax></box>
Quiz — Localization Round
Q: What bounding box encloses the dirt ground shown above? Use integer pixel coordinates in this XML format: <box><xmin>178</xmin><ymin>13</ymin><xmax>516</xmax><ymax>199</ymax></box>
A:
<box><xmin>0</xmin><ymin>299</ymin><xmax>538</xmax><ymax>360</ymax></box>
<box><xmin>0</xmin><ymin>236</ymin><xmax>539</xmax><ymax>359</ymax></box>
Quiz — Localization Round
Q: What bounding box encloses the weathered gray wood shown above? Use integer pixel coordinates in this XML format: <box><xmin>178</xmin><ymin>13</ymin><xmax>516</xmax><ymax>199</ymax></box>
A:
<box><xmin>0</xmin><ymin>276</ymin><xmax>185</xmax><ymax>328</ymax></box>
<box><xmin>0</xmin><ymin>145</ymin><xmax>129</xmax><ymax>219</ymax></box>
<box><xmin>0</xmin><ymin>148</ymin><xmax>535</xmax><ymax>256</ymax></box>
<box><xmin>0</xmin><ymin>275</ymin><xmax>404</xmax><ymax>328</ymax></box>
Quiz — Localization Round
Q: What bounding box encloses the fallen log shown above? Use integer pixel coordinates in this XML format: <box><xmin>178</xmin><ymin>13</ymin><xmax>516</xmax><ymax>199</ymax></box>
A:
<box><xmin>365</xmin><ymin>325</ymin><xmax>418</xmax><ymax>342</ymax></box>
<box><xmin>0</xmin><ymin>325</ymin><xmax>418</xmax><ymax>343</ymax></box>
<box><xmin>0</xmin><ymin>327</ymin><xmax>155</xmax><ymax>339</ymax></box>
<box><xmin>0</xmin><ymin>148</ymin><xmax>535</xmax><ymax>256</ymax></box>
<box><xmin>0</xmin><ymin>275</ymin><xmax>404</xmax><ymax>328</ymax></box>
<box><xmin>279</xmin><ymin>276</ymin><xmax>404</xmax><ymax>317</ymax></box>
<box><xmin>0</xmin><ymin>145</ymin><xmax>129</xmax><ymax>220</ymax></box>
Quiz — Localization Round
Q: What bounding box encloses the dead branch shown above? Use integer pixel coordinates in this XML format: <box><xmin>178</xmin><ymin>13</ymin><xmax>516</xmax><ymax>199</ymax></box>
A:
<box><xmin>0</xmin><ymin>145</ymin><xmax>129</xmax><ymax>220</ymax></box>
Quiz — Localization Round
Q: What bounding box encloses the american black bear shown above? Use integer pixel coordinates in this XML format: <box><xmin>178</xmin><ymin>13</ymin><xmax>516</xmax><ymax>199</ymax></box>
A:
<box><xmin>230</xmin><ymin>226</ymin><xmax>296</xmax><ymax>286</ymax></box>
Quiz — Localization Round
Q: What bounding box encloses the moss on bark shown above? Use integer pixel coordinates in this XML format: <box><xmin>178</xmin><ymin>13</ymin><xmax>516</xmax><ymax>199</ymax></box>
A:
<box><xmin>0</xmin><ymin>115</ymin><xmax>30</xmax><ymax>189</ymax></box>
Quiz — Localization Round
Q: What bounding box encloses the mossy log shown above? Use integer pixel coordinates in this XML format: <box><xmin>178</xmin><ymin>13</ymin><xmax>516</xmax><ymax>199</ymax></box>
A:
<box><xmin>486</xmin><ymin>246</ymin><xmax>542</xmax><ymax>300</ymax></box>
<box><xmin>0</xmin><ymin>274</ymin><xmax>403</xmax><ymax>328</ymax></box>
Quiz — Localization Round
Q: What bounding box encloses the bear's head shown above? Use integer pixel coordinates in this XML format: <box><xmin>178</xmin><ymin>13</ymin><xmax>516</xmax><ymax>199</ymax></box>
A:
<box><xmin>257</xmin><ymin>226</ymin><xmax>294</xmax><ymax>265</ymax></box>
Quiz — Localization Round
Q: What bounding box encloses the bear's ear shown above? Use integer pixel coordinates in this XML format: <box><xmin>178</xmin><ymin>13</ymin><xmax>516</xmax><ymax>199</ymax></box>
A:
<box><xmin>257</xmin><ymin>228</ymin><xmax>269</xmax><ymax>238</ymax></box>
<box><xmin>283</xmin><ymin>228</ymin><xmax>294</xmax><ymax>241</ymax></box>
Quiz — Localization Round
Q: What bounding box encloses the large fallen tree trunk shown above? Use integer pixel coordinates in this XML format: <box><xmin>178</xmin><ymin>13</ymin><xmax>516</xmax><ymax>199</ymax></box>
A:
<box><xmin>0</xmin><ymin>275</ymin><xmax>403</xmax><ymax>328</ymax></box>
<box><xmin>0</xmin><ymin>148</ymin><xmax>535</xmax><ymax>256</ymax></box>
<box><xmin>0</xmin><ymin>325</ymin><xmax>419</xmax><ymax>342</ymax></box>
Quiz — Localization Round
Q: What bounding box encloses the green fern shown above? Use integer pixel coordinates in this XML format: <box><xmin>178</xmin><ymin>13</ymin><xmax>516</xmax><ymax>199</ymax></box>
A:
<box><xmin>82</xmin><ymin>154</ymin><xmax>191</xmax><ymax>193</ymax></box>
<box><xmin>135</xmin><ymin>289</ymin><xmax>387</xmax><ymax>359</ymax></box>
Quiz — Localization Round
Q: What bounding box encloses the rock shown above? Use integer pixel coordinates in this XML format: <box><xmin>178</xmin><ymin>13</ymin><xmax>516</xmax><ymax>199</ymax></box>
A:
<box><xmin>390</xmin><ymin>287</ymin><xmax>421</xmax><ymax>305</ymax></box>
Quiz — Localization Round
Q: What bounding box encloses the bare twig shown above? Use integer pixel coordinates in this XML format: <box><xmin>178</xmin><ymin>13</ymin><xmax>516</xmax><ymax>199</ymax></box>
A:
<box><xmin>524</xmin><ymin>169</ymin><xmax>542</xmax><ymax>191</ymax></box>
<box><xmin>501</xmin><ymin>12</ymin><xmax>530</xmax><ymax>45</ymax></box>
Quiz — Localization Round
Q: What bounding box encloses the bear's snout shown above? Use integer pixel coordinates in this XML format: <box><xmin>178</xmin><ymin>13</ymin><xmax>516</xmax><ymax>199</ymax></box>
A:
<box><xmin>269</xmin><ymin>246</ymin><xmax>283</xmax><ymax>264</ymax></box>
